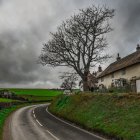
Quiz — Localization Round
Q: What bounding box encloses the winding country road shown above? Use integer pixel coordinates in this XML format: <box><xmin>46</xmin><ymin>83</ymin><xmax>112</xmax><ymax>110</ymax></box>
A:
<box><xmin>5</xmin><ymin>104</ymin><xmax>106</xmax><ymax>140</ymax></box>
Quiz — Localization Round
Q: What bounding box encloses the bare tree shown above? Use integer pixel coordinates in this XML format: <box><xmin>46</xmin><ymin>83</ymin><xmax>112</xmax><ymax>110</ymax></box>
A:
<box><xmin>60</xmin><ymin>73</ymin><xmax>78</xmax><ymax>91</ymax></box>
<box><xmin>39</xmin><ymin>5</ymin><xmax>115</xmax><ymax>91</ymax></box>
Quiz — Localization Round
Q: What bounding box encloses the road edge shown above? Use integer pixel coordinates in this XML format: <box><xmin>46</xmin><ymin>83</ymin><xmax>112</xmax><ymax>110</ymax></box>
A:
<box><xmin>2</xmin><ymin>110</ymin><xmax>13</xmax><ymax>140</ymax></box>
<box><xmin>2</xmin><ymin>103</ymin><xmax>49</xmax><ymax>140</ymax></box>
<box><xmin>46</xmin><ymin>107</ymin><xmax>107</xmax><ymax>140</ymax></box>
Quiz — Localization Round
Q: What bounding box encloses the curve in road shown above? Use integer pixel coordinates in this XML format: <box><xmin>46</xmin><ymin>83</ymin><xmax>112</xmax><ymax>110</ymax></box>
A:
<box><xmin>6</xmin><ymin>104</ymin><xmax>106</xmax><ymax>140</ymax></box>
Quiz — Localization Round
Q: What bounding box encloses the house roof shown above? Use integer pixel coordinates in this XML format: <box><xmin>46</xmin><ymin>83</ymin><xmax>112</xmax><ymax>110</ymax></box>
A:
<box><xmin>98</xmin><ymin>50</ymin><xmax>140</xmax><ymax>78</ymax></box>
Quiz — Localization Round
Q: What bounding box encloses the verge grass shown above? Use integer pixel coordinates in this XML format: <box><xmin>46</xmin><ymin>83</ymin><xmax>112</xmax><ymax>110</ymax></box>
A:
<box><xmin>0</xmin><ymin>102</ymin><xmax>48</xmax><ymax>140</ymax></box>
<box><xmin>0</xmin><ymin>105</ymin><xmax>19</xmax><ymax>139</ymax></box>
<box><xmin>49</xmin><ymin>93</ymin><xmax>140</xmax><ymax>140</ymax></box>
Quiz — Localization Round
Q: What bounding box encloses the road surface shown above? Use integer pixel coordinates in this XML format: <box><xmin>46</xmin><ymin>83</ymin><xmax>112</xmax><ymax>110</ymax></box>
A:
<box><xmin>6</xmin><ymin>104</ymin><xmax>106</xmax><ymax>140</ymax></box>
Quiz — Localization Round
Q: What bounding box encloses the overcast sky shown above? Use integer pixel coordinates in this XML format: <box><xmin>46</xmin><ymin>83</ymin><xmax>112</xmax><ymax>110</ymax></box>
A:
<box><xmin>0</xmin><ymin>0</ymin><xmax>140</xmax><ymax>88</ymax></box>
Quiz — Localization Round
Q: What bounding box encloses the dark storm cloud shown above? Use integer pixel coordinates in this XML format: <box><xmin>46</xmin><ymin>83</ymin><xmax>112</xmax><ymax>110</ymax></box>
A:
<box><xmin>0</xmin><ymin>0</ymin><xmax>93</xmax><ymax>88</ymax></box>
<box><xmin>107</xmin><ymin>0</ymin><xmax>140</xmax><ymax>57</ymax></box>
<box><xmin>0</xmin><ymin>31</ymin><xmax>41</xmax><ymax>84</ymax></box>
<box><xmin>0</xmin><ymin>0</ymin><xmax>3</xmax><ymax>4</ymax></box>
<box><xmin>119</xmin><ymin>0</ymin><xmax>140</xmax><ymax>43</ymax></box>
<box><xmin>0</xmin><ymin>0</ymin><xmax>139</xmax><ymax>88</ymax></box>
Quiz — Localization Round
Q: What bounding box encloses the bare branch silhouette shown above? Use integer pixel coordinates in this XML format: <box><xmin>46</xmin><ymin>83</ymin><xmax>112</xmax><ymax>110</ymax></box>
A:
<box><xmin>39</xmin><ymin>5</ymin><xmax>114</xmax><ymax>91</ymax></box>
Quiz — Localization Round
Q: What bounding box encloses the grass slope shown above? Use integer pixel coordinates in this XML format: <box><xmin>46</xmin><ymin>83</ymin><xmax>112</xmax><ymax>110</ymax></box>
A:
<box><xmin>49</xmin><ymin>93</ymin><xmax>140</xmax><ymax>140</ymax></box>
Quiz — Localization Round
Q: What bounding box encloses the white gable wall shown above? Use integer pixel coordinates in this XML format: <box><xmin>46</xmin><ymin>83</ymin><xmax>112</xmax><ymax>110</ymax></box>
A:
<box><xmin>136</xmin><ymin>80</ymin><xmax>140</xmax><ymax>93</ymax></box>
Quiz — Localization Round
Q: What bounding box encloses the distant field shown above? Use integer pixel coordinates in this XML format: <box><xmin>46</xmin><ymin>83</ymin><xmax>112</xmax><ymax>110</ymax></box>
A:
<box><xmin>0</xmin><ymin>98</ymin><xmax>15</xmax><ymax>103</ymax></box>
<box><xmin>8</xmin><ymin>89</ymin><xmax>63</xmax><ymax>96</ymax></box>
<box><xmin>0</xmin><ymin>89</ymin><xmax>62</xmax><ymax>139</ymax></box>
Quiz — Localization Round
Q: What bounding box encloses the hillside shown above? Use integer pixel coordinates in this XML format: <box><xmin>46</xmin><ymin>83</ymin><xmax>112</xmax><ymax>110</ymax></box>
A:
<box><xmin>49</xmin><ymin>93</ymin><xmax>140</xmax><ymax>140</ymax></box>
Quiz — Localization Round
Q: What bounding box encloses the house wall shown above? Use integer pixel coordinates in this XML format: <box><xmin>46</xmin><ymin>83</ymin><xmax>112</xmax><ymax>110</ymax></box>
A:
<box><xmin>136</xmin><ymin>80</ymin><xmax>140</xmax><ymax>93</ymax></box>
<box><xmin>98</xmin><ymin>63</ymin><xmax>140</xmax><ymax>88</ymax></box>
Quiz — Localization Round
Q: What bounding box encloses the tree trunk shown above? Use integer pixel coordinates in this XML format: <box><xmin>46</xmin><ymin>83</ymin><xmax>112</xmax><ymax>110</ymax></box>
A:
<box><xmin>82</xmin><ymin>71</ymin><xmax>89</xmax><ymax>91</ymax></box>
<box><xmin>83</xmin><ymin>80</ymin><xmax>89</xmax><ymax>91</ymax></box>
<box><xmin>83</xmin><ymin>75</ymin><xmax>89</xmax><ymax>91</ymax></box>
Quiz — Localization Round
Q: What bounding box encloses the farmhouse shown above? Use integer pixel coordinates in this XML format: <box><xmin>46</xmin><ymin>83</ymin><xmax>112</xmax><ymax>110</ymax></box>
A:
<box><xmin>0</xmin><ymin>90</ymin><xmax>14</xmax><ymax>98</ymax></box>
<box><xmin>98</xmin><ymin>45</ymin><xmax>140</xmax><ymax>92</ymax></box>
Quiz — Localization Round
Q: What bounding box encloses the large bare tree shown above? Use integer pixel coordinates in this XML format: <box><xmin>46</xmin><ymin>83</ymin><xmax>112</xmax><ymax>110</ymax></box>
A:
<box><xmin>39</xmin><ymin>5</ymin><xmax>115</xmax><ymax>91</ymax></box>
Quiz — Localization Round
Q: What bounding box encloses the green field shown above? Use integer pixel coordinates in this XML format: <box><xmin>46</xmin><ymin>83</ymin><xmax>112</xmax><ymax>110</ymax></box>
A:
<box><xmin>0</xmin><ymin>88</ymin><xmax>63</xmax><ymax>102</ymax></box>
<box><xmin>18</xmin><ymin>95</ymin><xmax>53</xmax><ymax>102</ymax></box>
<box><xmin>0</xmin><ymin>89</ymin><xmax>63</xmax><ymax>140</ymax></box>
<box><xmin>0</xmin><ymin>98</ymin><xmax>16</xmax><ymax>103</ymax></box>
<box><xmin>8</xmin><ymin>89</ymin><xmax>62</xmax><ymax>96</ymax></box>
<box><xmin>49</xmin><ymin>93</ymin><xmax>140</xmax><ymax>140</ymax></box>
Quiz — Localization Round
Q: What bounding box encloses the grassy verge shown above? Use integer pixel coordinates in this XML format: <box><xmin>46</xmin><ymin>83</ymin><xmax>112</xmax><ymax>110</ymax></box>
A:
<box><xmin>49</xmin><ymin>93</ymin><xmax>140</xmax><ymax>140</ymax></box>
<box><xmin>0</xmin><ymin>106</ymin><xmax>17</xmax><ymax>139</ymax></box>
<box><xmin>0</xmin><ymin>105</ymin><xmax>24</xmax><ymax>139</ymax></box>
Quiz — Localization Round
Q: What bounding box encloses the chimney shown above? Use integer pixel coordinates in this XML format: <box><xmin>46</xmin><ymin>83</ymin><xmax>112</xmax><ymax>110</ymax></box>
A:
<box><xmin>92</xmin><ymin>71</ymin><xmax>97</xmax><ymax>76</ymax></box>
<box><xmin>117</xmin><ymin>53</ymin><xmax>121</xmax><ymax>61</ymax></box>
<box><xmin>136</xmin><ymin>44</ymin><xmax>140</xmax><ymax>51</ymax></box>
<box><xmin>98</xmin><ymin>65</ymin><xmax>102</xmax><ymax>72</ymax></box>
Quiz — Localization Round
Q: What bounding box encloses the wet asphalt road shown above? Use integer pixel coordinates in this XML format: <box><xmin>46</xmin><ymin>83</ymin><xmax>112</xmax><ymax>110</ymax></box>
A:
<box><xmin>9</xmin><ymin>104</ymin><xmax>106</xmax><ymax>140</ymax></box>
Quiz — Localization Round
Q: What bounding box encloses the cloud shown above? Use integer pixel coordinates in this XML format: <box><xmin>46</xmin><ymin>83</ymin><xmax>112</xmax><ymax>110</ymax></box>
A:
<box><xmin>0</xmin><ymin>0</ymin><xmax>139</xmax><ymax>88</ymax></box>
<box><xmin>106</xmin><ymin>0</ymin><xmax>140</xmax><ymax>57</ymax></box>
<box><xmin>0</xmin><ymin>31</ymin><xmax>41</xmax><ymax>83</ymax></box>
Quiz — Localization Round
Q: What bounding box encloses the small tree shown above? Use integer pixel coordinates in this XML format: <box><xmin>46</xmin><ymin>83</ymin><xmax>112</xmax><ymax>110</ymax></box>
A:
<box><xmin>39</xmin><ymin>5</ymin><xmax>114</xmax><ymax>91</ymax></box>
<box><xmin>60</xmin><ymin>73</ymin><xmax>78</xmax><ymax>91</ymax></box>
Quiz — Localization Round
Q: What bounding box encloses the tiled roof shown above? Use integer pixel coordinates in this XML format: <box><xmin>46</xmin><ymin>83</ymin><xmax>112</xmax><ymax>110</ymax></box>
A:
<box><xmin>98</xmin><ymin>50</ymin><xmax>140</xmax><ymax>78</ymax></box>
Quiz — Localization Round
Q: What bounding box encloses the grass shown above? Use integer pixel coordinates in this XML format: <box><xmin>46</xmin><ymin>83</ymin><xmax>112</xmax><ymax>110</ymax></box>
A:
<box><xmin>18</xmin><ymin>95</ymin><xmax>53</xmax><ymax>102</ymax></box>
<box><xmin>49</xmin><ymin>93</ymin><xmax>140</xmax><ymax>140</ymax></box>
<box><xmin>0</xmin><ymin>98</ymin><xmax>17</xmax><ymax>103</ymax></box>
<box><xmin>0</xmin><ymin>88</ymin><xmax>63</xmax><ymax>102</ymax></box>
<box><xmin>8</xmin><ymin>88</ymin><xmax>63</xmax><ymax>96</ymax></box>
<box><xmin>0</xmin><ymin>102</ymin><xmax>49</xmax><ymax>140</ymax></box>
<box><xmin>0</xmin><ymin>88</ymin><xmax>63</xmax><ymax>140</ymax></box>
<box><xmin>0</xmin><ymin>105</ymin><xmax>18</xmax><ymax>139</ymax></box>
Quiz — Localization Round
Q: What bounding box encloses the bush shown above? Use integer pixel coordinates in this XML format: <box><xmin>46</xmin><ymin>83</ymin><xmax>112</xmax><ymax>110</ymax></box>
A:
<box><xmin>107</xmin><ymin>86</ymin><xmax>131</xmax><ymax>93</ymax></box>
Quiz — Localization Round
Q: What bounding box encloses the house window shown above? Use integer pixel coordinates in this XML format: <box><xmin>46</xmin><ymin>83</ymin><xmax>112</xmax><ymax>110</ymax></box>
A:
<box><xmin>101</xmin><ymin>77</ymin><xmax>104</xmax><ymax>82</ymax></box>
<box><xmin>122</xmin><ymin>69</ymin><xmax>126</xmax><ymax>75</ymax></box>
<box><xmin>122</xmin><ymin>79</ymin><xmax>127</xmax><ymax>87</ymax></box>
<box><xmin>111</xmin><ymin>73</ymin><xmax>114</xmax><ymax>78</ymax></box>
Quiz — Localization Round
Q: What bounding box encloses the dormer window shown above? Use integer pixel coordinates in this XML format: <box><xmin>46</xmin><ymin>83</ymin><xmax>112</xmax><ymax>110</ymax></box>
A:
<box><xmin>122</xmin><ymin>69</ymin><xmax>126</xmax><ymax>75</ymax></box>
<box><xmin>101</xmin><ymin>77</ymin><xmax>104</xmax><ymax>82</ymax></box>
<box><xmin>111</xmin><ymin>73</ymin><xmax>114</xmax><ymax>78</ymax></box>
